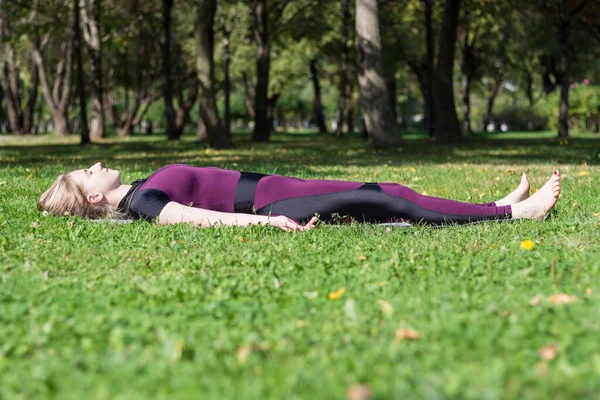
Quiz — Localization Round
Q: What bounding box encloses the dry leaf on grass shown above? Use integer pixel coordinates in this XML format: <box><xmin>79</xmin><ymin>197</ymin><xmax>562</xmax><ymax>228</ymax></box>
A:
<box><xmin>347</xmin><ymin>384</ymin><xmax>372</xmax><ymax>400</ymax></box>
<box><xmin>236</xmin><ymin>345</ymin><xmax>252</xmax><ymax>363</ymax></box>
<box><xmin>547</xmin><ymin>293</ymin><xmax>579</xmax><ymax>305</ymax></box>
<box><xmin>328</xmin><ymin>288</ymin><xmax>346</xmax><ymax>300</ymax></box>
<box><xmin>585</xmin><ymin>288</ymin><xmax>593</xmax><ymax>296</ymax></box>
<box><xmin>377</xmin><ymin>299</ymin><xmax>394</xmax><ymax>317</ymax></box>
<box><xmin>394</xmin><ymin>328</ymin><xmax>421</xmax><ymax>342</ymax></box>
<box><xmin>539</xmin><ymin>344</ymin><xmax>559</xmax><ymax>361</ymax></box>
<box><xmin>529</xmin><ymin>295</ymin><xmax>543</xmax><ymax>306</ymax></box>
<box><xmin>357</xmin><ymin>255</ymin><xmax>367</xmax><ymax>261</ymax></box>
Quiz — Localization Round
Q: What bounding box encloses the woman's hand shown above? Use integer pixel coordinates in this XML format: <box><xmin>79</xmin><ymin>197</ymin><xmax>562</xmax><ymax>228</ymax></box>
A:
<box><xmin>270</xmin><ymin>215</ymin><xmax>319</xmax><ymax>232</ymax></box>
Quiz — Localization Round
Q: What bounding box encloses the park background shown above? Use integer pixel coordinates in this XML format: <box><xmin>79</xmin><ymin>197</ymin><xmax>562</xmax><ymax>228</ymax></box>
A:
<box><xmin>1</xmin><ymin>0</ymin><xmax>600</xmax><ymax>399</ymax></box>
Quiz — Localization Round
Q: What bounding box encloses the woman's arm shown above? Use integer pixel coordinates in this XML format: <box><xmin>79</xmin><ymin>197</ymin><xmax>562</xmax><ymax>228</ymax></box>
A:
<box><xmin>158</xmin><ymin>201</ymin><xmax>317</xmax><ymax>232</ymax></box>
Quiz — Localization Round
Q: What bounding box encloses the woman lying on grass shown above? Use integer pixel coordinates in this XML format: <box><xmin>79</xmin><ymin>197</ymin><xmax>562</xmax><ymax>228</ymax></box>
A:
<box><xmin>38</xmin><ymin>163</ymin><xmax>561</xmax><ymax>231</ymax></box>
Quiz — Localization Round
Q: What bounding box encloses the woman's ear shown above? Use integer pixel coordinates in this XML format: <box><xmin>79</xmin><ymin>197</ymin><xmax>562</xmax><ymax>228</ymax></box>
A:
<box><xmin>87</xmin><ymin>192</ymin><xmax>105</xmax><ymax>205</ymax></box>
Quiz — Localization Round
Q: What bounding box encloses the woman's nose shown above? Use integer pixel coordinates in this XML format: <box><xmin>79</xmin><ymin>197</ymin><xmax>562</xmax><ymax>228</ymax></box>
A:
<box><xmin>92</xmin><ymin>162</ymin><xmax>102</xmax><ymax>171</ymax></box>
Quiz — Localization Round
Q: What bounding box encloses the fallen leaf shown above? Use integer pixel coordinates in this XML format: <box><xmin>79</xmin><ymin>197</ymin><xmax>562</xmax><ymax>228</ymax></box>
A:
<box><xmin>68</xmin><ymin>221</ymin><xmax>74</xmax><ymax>230</ymax></box>
<box><xmin>521</xmin><ymin>240</ymin><xmax>535</xmax><ymax>250</ymax></box>
<box><xmin>394</xmin><ymin>328</ymin><xmax>421</xmax><ymax>342</ymax></box>
<box><xmin>377</xmin><ymin>299</ymin><xmax>394</xmax><ymax>317</ymax></box>
<box><xmin>357</xmin><ymin>255</ymin><xmax>367</xmax><ymax>261</ymax></box>
<box><xmin>585</xmin><ymin>288</ymin><xmax>592</xmax><ymax>296</ymax></box>
<box><xmin>530</xmin><ymin>295</ymin><xmax>543</xmax><ymax>306</ymax></box>
<box><xmin>547</xmin><ymin>293</ymin><xmax>579</xmax><ymax>305</ymax></box>
<box><xmin>31</xmin><ymin>222</ymin><xmax>39</xmax><ymax>228</ymax></box>
<box><xmin>572</xmin><ymin>200</ymin><xmax>578</xmax><ymax>208</ymax></box>
<box><xmin>577</xmin><ymin>171</ymin><xmax>590</xmax><ymax>176</ymax></box>
<box><xmin>409</xmin><ymin>167</ymin><xmax>416</xmax><ymax>173</ymax></box>
<box><xmin>237</xmin><ymin>345</ymin><xmax>252</xmax><ymax>363</ymax></box>
<box><xmin>296</xmin><ymin>320</ymin><xmax>305</xmax><ymax>328</ymax></box>
<box><xmin>347</xmin><ymin>384</ymin><xmax>372</xmax><ymax>400</ymax></box>
<box><xmin>328</xmin><ymin>288</ymin><xmax>346</xmax><ymax>300</ymax></box>
<box><xmin>539</xmin><ymin>344</ymin><xmax>559</xmax><ymax>361</ymax></box>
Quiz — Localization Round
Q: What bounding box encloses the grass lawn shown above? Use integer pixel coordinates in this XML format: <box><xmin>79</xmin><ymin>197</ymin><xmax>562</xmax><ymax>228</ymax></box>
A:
<box><xmin>1</xmin><ymin>131</ymin><xmax>599</xmax><ymax>399</ymax></box>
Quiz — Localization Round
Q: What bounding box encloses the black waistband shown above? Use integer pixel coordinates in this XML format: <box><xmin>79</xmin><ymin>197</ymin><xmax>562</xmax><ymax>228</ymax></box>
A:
<box><xmin>234</xmin><ymin>172</ymin><xmax>268</xmax><ymax>213</ymax></box>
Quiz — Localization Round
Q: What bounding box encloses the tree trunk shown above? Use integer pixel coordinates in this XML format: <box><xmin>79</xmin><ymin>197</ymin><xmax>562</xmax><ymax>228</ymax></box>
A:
<box><xmin>252</xmin><ymin>0</ymin><xmax>271</xmax><ymax>142</ymax></box>
<box><xmin>310</xmin><ymin>58</ymin><xmax>328</xmax><ymax>134</ymax></box>
<box><xmin>82</xmin><ymin>0</ymin><xmax>105</xmax><ymax>139</ymax></box>
<box><xmin>162</xmin><ymin>0</ymin><xmax>177</xmax><ymax>140</ymax></box>
<box><xmin>481</xmin><ymin>76</ymin><xmax>502</xmax><ymax>132</ymax></box>
<box><xmin>461</xmin><ymin>73</ymin><xmax>472</xmax><ymax>137</ymax></box>
<box><xmin>558</xmin><ymin>19</ymin><xmax>570</xmax><ymax>138</ymax></box>
<box><xmin>74</xmin><ymin>0</ymin><xmax>90</xmax><ymax>144</ymax></box>
<box><xmin>424</xmin><ymin>0</ymin><xmax>435</xmax><ymax>137</ymax></box>
<box><xmin>218</xmin><ymin>0</ymin><xmax>232</xmax><ymax>137</ymax></box>
<box><xmin>334</xmin><ymin>0</ymin><xmax>351</xmax><ymax>137</ymax></box>
<box><xmin>23</xmin><ymin>53</ymin><xmax>39</xmax><ymax>134</ymax></box>
<box><xmin>432</xmin><ymin>0</ymin><xmax>462</xmax><ymax>142</ymax></box>
<box><xmin>356</xmin><ymin>0</ymin><xmax>401</xmax><ymax>147</ymax></box>
<box><xmin>241</xmin><ymin>72</ymin><xmax>256</xmax><ymax>118</ymax></box>
<box><xmin>196</xmin><ymin>0</ymin><xmax>233</xmax><ymax>148</ymax></box>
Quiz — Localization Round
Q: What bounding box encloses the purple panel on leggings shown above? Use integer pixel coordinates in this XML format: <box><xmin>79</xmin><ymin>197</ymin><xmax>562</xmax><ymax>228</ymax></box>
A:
<box><xmin>378</xmin><ymin>185</ymin><xmax>511</xmax><ymax>217</ymax></box>
<box><xmin>254</xmin><ymin>175</ymin><xmax>363</xmax><ymax>210</ymax></box>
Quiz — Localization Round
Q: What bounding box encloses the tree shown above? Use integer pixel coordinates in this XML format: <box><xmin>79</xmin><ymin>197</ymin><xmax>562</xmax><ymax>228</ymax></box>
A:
<box><xmin>356</xmin><ymin>0</ymin><xmax>402</xmax><ymax>147</ymax></box>
<box><xmin>30</xmin><ymin>2</ymin><xmax>73</xmax><ymax>137</ymax></box>
<box><xmin>334</xmin><ymin>0</ymin><xmax>353</xmax><ymax>137</ymax></box>
<box><xmin>0</xmin><ymin>6</ymin><xmax>39</xmax><ymax>135</ymax></box>
<box><xmin>81</xmin><ymin>0</ymin><xmax>105</xmax><ymax>139</ymax></box>
<box><xmin>73</xmin><ymin>0</ymin><xmax>90</xmax><ymax>144</ymax></box>
<box><xmin>162</xmin><ymin>0</ymin><xmax>177</xmax><ymax>140</ymax></box>
<box><xmin>195</xmin><ymin>0</ymin><xmax>233</xmax><ymax>148</ymax></box>
<box><xmin>432</xmin><ymin>0</ymin><xmax>462</xmax><ymax>142</ymax></box>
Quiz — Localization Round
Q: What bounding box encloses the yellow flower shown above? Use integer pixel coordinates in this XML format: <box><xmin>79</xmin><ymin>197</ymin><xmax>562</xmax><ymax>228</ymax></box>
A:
<box><xmin>521</xmin><ymin>240</ymin><xmax>535</xmax><ymax>250</ymax></box>
<box><xmin>328</xmin><ymin>288</ymin><xmax>346</xmax><ymax>300</ymax></box>
<box><xmin>577</xmin><ymin>171</ymin><xmax>590</xmax><ymax>176</ymax></box>
<box><xmin>409</xmin><ymin>167</ymin><xmax>416</xmax><ymax>173</ymax></box>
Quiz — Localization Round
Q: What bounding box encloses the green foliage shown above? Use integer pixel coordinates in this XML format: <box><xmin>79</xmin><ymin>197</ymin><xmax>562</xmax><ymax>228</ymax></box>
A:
<box><xmin>493</xmin><ymin>105</ymin><xmax>549</xmax><ymax>132</ymax></box>
<box><xmin>1</xmin><ymin>134</ymin><xmax>600</xmax><ymax>398</ymax></box>
<box><xmin>540</xmin><ymin>84</ymin><xmax>600</xmax><ymax>134</ymax></box>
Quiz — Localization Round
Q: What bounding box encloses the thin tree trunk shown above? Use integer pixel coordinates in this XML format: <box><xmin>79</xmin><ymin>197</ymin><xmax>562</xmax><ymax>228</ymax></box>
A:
<box><xmin>23</xmin><ymin>52</ymin><xmax>39</xmax><ymax>134</ymax></box>
<box><xmin>558</xmin><ymin>17</ymin><xmax>570</xmax><ymax>138</ymax></box>
<box><xmin>196</xmin><ymin>0</ymin><xmax>233</xmax><ymax>148</ymax></box>
<box><xmin>31</xmin><ymin>18</ymin><xmax>73</xmax><ymax>137</ymax></box>
<box><xmin>481</xmin><ymin>76</ymin><xmax>502</xmax><ymax>131</ymax></box>
<box><xmin>461</xmin><ymin>73</ymin><xmax>472</xmax><ymax>137</ymax></box>
<box><xmin>74</xmin><ymin>0</ymin><xmax>90</xmax><ymax>144</ymax></box>
<box><xmin>218</xmin><ymin>0</ymin><xmax>232</xmax><ymax>137</ymax></box>
<box><xmin>162</xmin><ymin>0</ymin><xmax>177</xmax><ymax>140</ymax></box>
<box><xmin>356</xmin><ymin>0</ymin><xmax>401</xmax><ymax>147</ymax></box>
<box><xmin>335</xmin><ymin>0</ymin><xmax>350</xmax><ymax>137</ymax></box>
<box><xmin>241</xmin><ymin>72</ymin><xmax>256</xmax><ymax>118</ymax></box>
<box><xmin>310</xmin><ymin>58</ymin><xmax>328</xmax><ymax>134</ymax></box>
<box><xmin>424</xmin><ymin>0</ymin><xmax>435</xmax><ymax>137</ymax></box>
<box><xmin>82</xmin><ymin>0</ymin><xmax>105</xmax><ymax>139</ymax></box>
<box><xmin>252</xmin><ymin>0</ymin><xmax>271</xmax><ymax>142</ymax></box>
<box><xmin>432</xmin><ymin>0</ymin><xmax>462</xmax><ymax>142</ymax></box>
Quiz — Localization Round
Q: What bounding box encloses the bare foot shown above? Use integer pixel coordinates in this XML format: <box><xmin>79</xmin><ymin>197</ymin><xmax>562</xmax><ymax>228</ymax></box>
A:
<box><xmin>495</xmin><ymin>173</ymin><xmax>530</xmax><ymax>206</ymax></box>
<box><xmin>511</xmin><ymin>170</ymin><xmax>561</xmax><ymax>220</ymax></box>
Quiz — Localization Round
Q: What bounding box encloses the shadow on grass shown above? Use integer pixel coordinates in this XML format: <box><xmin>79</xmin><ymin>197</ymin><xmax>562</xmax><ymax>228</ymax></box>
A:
<box><xmin>1</xmin><ymin>131</ymin><xmax>599</xmax><ymax>172</ymax></box>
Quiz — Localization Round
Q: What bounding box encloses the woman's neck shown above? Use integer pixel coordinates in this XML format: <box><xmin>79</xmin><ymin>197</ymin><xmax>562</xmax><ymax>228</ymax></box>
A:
<box><xmin>105</xmin><ymin>184</ymin><xmax>132</xmax><ymax>208</ymax></box>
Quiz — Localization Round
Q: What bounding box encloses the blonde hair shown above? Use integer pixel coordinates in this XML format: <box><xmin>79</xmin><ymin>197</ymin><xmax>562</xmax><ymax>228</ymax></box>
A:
<box><xmin>38</xmin><ymin>174</ymin><xmax>122</xmax><ymax>219</ymax></box>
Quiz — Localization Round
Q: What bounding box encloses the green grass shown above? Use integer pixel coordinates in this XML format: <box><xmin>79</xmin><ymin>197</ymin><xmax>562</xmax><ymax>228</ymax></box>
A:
<box><xmin>1</xmin><ymin>131</ymin><xmax>599</xmax><ymax>399</ymax></box>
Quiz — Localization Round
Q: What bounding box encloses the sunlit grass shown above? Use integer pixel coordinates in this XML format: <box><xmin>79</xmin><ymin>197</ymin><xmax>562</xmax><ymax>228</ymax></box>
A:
<box><xmin>1</xmin><ymin>132</ymin><xmax>599</xmax><ymax>399</ymax></box>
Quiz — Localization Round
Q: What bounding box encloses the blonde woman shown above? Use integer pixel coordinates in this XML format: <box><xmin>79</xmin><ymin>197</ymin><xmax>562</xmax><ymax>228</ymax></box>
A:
<box><xmin>38</xmin><ymin>162</ymin><xmax>561</xmax><ymax>231</ymax></box>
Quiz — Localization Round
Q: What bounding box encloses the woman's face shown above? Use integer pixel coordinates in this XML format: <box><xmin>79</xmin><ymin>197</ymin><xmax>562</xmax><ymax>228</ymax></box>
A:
<box><xmin>69</xmin><ymin>162</ymin><xmax>121</xmax><ymax>195</ymax></box>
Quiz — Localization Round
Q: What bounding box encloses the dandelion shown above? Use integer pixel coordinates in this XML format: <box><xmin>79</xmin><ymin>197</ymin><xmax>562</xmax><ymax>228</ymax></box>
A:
<box><xmin>328</xmin><ymin>288</ymin><xmax>346</xmax><ymax>300</ymax></box>
<box><xmin>521</xmin><ymin>240</ymin><xmax>535</xmax><ymax>250</ymax></box>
